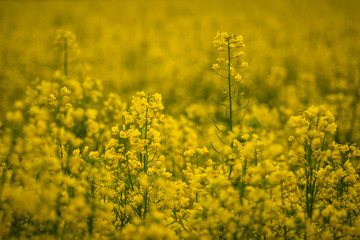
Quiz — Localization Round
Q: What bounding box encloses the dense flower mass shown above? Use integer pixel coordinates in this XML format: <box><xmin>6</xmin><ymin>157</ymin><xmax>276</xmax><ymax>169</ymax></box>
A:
<box><xmin>1</xmin><ymin>2</ymin><xmax>360</xmax><ymax>238</ymax></box>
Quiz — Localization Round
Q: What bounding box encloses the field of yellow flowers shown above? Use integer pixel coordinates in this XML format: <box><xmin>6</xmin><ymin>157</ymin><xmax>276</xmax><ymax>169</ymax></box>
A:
<box><xmin>1</xmin><ymin>0</ymin><xmax>360</xmax><ymax>239</ymax></box>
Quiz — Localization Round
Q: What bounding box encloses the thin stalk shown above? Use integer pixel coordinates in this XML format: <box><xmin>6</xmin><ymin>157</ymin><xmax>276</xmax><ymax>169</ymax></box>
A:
<box><xmin>280</xmin><ymin>182</ymin><xmax>288</xmax><ymax>240</ymax></box>
<box><xmin>143</xmin><ymin>190</ymin><xmax>148</xmax><ymax>218</ymax></box>
<box><xmin>227</xmin><ymin>39</ymin><xmax>233</xmax><ymax>131</ymax></box>
<box><xmin>126</xmin><ymin>155</ymin><xmax>134</xmax><ymax>191</ymax></box>
<box><xmin>87</xmin><ymin>178</ymin><xmax>95</xmax><ymax>236</ymax></box>
<box><xmin>144</xmin><ymin>106</ymin><xmax>149</xmax><ymax>173</ymax></box>
<box><xmin>239</xmin><ymin>159</ymin><xmax>247</xmax><ymax>203</ymax></box>
<box><xmin>228</xmin><ymin>165</ymin><xmax>233</xmax><ymax>180</ymax></box>
<box><xmin>64</xmin><ymin>37</ymin><xmax>68</xmax><ymax>76</ymax></box>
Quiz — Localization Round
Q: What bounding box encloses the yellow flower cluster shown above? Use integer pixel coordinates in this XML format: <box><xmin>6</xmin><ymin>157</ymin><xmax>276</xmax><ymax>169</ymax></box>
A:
<box><xmin>0</xmin><ymin>32</ymin><xmax>128</xmax><ymax>237</ymax></box>
<box><xmin>213</xmin><ymin>32</ymin><xmax>247</xmax><ymax>78</ymax></box>
<box><xmin>0</xmin><ymin>30</ymin><xmax>359</xmax><ymax>240</ymax></box>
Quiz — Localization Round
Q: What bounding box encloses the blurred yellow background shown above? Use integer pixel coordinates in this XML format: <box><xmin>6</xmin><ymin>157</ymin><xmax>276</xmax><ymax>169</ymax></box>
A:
<box><xmin>1</xmin><ymin>0</ymin><xmax>359</xmax><ymax>142</ymax></box>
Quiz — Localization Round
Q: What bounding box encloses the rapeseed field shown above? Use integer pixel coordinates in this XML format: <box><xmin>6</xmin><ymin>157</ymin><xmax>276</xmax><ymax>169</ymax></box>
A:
<box><xmin>0</xmin><ymin>0</ymin><xmax>359</xmax><ymax>239</ymax></box>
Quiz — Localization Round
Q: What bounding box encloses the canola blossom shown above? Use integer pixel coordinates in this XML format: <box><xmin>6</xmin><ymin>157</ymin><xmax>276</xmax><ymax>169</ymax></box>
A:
<box><xmin>1</xmin><ymin>1</ymin><xmax>360</xmax><ymax>239</ymax></box>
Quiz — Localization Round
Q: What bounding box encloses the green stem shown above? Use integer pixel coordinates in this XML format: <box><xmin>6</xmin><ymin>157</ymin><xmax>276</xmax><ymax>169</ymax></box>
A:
<box><xmin>143</xmin><ymin>190</ymin><xmax>148</xmax><ymax>218</ymax></box>
<box><xmin>280</xmin><ymin>182</ymin><xmax>288</xmax><ymax>240</ymax></box>
<box><xmin>227</xmin><ymin>38</ymin><xmax>233</xmax><ymax>132</ymax></box>
<box><xmin>239</xmin><ymin>159</ymin><xmax>247</xmax><ymax>203</ymax></box>
<box><xmin>126</xmin><ymin>155</ymin><xmax>134</xmax><ymax>191</ymax></box>
<box><xmin>144</xmin><ymin>106</ymin><xmax>149</xmax><ymax>173</ymax></box>
<box><xmin>64</xmin><ymin>37</ymin><xmax>68</xmax><ymax>76</ymax></box>
<box><xmin>228</xmin><ymin>165</ymin><xmax>233</xmax><ymax>180</ymax></box>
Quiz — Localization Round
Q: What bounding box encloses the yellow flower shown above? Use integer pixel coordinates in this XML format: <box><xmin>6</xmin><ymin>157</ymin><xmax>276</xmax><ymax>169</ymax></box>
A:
<box><xmin>212</xmin><ymin>63</ymin><xmax>220</xmax><ymax>70</ymax></box>
<box><xmin>111</xmin><ymin>124</ymin><xmax>119</xmax><ymax>134</ymax></box>
<box><xmin>183</xmin><ymin>147</ymin><xmax>195</xmax><ymax>157</ymax></box>
<box><xmin>86</xmin><ymin>108</ymin><xmax>98</xmax><ymax>120</ymax></box>
<box><xmin>60</xmin><ymin>86</ymin><xmax>71</xmax><ymax>95</ymax></box>
<box><xmin>138</xmin><ymin>173</ymin><xmax>150</xmax><ymax>189</ymax></box>
<box><xmin>235</xmin><ymin>73</ymin><xmax>243</xmax><ymax>82</ymax></box>
<box><xmin>196</xmin><ymin>146</ymin><xmax>209</xmax><ymax>155</ymax></box>
<box><xmin>89</xmin><ymin>151</ymin><xmax>99</xmax><ymax>157</ymax></box>
<box><xmin>233</xmin><ymin>51</ymin><xmax>244</xmax><ymax>58</ymax></box>
<box><xmin>229</xmin><ymin>66</ymin><xmax>235</xmax><ymax>75</ymax></box>
<box><xmin>205</xmin><ymin>159</ymin><xmax>214</xmax><ymax>166</ymax></box>
<box><xmin>240</xmin><ymin>62</ymin><xmax>248</xmax><ymax>68</ymax></box>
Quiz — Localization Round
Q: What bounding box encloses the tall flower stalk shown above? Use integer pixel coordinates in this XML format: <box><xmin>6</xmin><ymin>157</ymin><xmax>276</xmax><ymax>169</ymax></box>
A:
<box><xmin>210</xmin><ymin>32</ymin><xmax>248</xmax><ymax>159</ymax></box>
<box><xmin>54</xmin><ymin>30</ymin><xmax>79</xmax><ymax>78</ymax></box>
<box><xmin>211</xmin><ymin>32</ymin><xmax>248</xmax><ymax>135</ymax></box>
